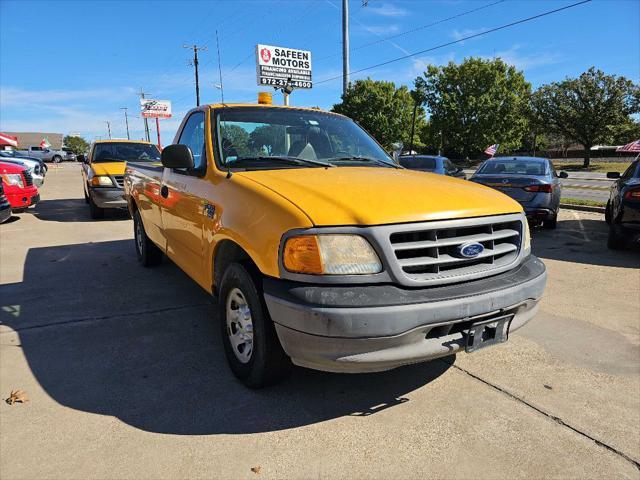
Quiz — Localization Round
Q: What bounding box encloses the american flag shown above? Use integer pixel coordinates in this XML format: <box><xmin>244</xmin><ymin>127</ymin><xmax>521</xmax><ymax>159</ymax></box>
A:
<box><xmin>616</xmin><ymin>140</ymin><xmax>640</xmax><ymax>152</ymax></box>
<box><xmin>484</xmin><ymin>143</ymin><xmax>499</xmax><ymax>156</ymax></box>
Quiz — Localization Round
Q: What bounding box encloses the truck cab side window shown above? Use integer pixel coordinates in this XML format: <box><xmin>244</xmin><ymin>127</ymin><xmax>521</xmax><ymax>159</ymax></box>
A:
<box><xmin>177</xmin><ymin>111</ymin><xmax>207</xmax><ymax>174</ymax></box>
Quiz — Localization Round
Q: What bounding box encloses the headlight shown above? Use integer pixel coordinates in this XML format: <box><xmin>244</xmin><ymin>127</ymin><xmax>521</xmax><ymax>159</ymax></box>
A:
<box><xmin>90</xmin><ymin>175</ymin><xmax>114</xmax><ymax>186</ymax></box>
<box><xmin>283</xmin><ymin>234</ymin><xmax>382</xmax><ymax>275</ymax></box>
<box><xmin>523</xmin><ymin>217</ymin><xmax>531</xmax><ymax>256</ymax></box>
<box><xmin>1</xmin><ymin>173</ymin><xmax>24</xmax><ymax>188</ymax></box>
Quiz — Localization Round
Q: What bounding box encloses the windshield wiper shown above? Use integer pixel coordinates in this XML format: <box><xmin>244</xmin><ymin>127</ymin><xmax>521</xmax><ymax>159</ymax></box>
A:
<box><xmin>332</xmin><ymin>156</ymin><xmax>401</xmax><ymax>169</ymax></box>
<box><xmin>230</xmin><ymin>156</ymin><xmax>335</xmax><ymax>168</ymax></box>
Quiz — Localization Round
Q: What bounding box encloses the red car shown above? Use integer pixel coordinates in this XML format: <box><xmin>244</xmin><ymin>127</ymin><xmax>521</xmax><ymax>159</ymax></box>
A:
<box><xmin>0</xmin><ymin>161</ymin><xmax>39</xmax><ymax>211</ymax></box>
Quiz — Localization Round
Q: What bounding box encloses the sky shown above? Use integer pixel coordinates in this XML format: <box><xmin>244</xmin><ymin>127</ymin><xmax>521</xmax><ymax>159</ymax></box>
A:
<box><xmin>1</xmin><ymin>0</ymin><xmax>638</xmax><ymax>143</ymax></box>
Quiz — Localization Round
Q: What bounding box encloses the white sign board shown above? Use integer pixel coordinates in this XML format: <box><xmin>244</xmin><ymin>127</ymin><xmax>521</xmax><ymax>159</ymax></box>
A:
<box><xmin>140</xmin><ymin>99</ymin><xmax>172</xmax><ymax>119</ymax></box>
<box><xmin>256</xmin><ymin>44</ymin><xmax>312</xmax><ymax>89</ymax></box>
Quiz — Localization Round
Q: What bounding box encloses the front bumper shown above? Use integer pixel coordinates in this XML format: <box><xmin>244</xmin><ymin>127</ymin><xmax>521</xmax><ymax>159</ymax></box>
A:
<box><xmin>6</xmin><ymin>191</ymin><xmax>39</xmax><ymax>209</ymax></box>
<box><xmin>89</xmin><ymin>187</ymin><xmax>127</xmax><ymax>209</ymax></box>
<box><xmin>264</xmin><ymin>255</ymin><xmax>547</xmax><ymax>373</ymax></box>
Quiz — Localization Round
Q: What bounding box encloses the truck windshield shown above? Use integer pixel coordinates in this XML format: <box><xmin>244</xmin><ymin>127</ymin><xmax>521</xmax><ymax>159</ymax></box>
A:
<box><xmin>92</xmin><ymin>143</ymin><xmax>161</xmax><ymax>163</ymax></box>
<box><xmin>214</xmin><ymin>107</ymin><xmax>396</xmax><ymax>170</ymax></box>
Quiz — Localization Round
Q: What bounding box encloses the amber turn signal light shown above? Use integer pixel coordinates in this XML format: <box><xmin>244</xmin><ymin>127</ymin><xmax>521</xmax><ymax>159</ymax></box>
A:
<box><xmin>283</xmin><ymin>235</ymin><xmax>324</xmax><ymax>275</ymax></box>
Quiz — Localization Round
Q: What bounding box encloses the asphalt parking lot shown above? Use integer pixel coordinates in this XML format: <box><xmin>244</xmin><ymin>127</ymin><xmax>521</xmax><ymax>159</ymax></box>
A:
<box><xmin>1</xmin><ymin>164</ymin><xmax>639</xmax><ymax>479</ymax></box>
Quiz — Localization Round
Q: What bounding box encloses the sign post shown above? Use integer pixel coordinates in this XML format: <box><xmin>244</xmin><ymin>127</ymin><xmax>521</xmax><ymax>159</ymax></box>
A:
<box><xmin>140</xmin><ymin>99</ymin><xmax>172</xmax><ymax>149</ymax></box>
<box><xmin>256</xmin><ymin>44</ymin><xmax>312</xmax><ymax>104</ymax></box>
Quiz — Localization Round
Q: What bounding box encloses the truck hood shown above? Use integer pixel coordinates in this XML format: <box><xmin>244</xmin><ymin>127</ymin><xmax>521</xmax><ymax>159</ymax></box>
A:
<box><xmin>91</xmin><ymin>162</ymin><xmax>126</xmax><ymax>176</ymax></box>
<box><xmin>240</xmin><ymin>167</ymin><xmax>523</xmax><ymax>226</ymax></box>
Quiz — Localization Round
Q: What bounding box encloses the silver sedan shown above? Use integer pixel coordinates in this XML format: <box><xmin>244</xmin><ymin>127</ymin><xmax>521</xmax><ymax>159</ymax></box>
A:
<box><xmin>470</xmin><ymin>156</ymin><xmax>567</xmax><ymax>229</ymax></box>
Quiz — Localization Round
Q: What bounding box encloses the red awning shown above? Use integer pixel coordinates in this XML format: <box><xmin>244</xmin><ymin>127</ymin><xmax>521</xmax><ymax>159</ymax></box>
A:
<box><xmin>0</xmin><ymin>133</ymin><xmax>18</xmax><ymax>147</ymax></box>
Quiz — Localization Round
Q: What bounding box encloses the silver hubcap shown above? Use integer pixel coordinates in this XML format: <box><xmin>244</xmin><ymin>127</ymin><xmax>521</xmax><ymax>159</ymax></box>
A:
<box><xmin>226</xmin><ymin>288</ymin><xmax>254</xmax><ymax>364</ymax></box>
<box><xmin>135</xmin><ymin>219</ymin><xmax>144</xmax><ymax>255</ymax></box>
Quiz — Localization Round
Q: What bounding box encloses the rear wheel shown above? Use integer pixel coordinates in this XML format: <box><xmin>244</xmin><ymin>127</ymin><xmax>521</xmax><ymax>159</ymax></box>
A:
<box><xmin>543</xmin><ymin>213</ymin><xmax>557</xmax><ymax>229</ymax></box>
<box><xmin>607</xmin><ymin>224</ymin><xmax>627</xmax><ymax>250</ymax></box>
<box><xmin>52</xmin><ymin>155</ymin><xmax>62</xmax><ymax>163</ymax></box>
<box><xmin>133</xmin><ymin>210</ymin><xmax>162</xmax><ymax>266</ymax></box>
<box><xmin>219</xmin><ymin>263</ymin><xmax>291</xmax><ymax>388</ymax></box>
<box><xmin>604</xmin><ymin>201</ymin><xmax>612</xmax><ymax>225</ymax></box>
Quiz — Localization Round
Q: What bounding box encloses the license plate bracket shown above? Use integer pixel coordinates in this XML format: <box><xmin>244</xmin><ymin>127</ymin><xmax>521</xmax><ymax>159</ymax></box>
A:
<box><xmin>465</xmin><ymin>314</ymin><xmax>513</xmax><ymax>353</ymax></box>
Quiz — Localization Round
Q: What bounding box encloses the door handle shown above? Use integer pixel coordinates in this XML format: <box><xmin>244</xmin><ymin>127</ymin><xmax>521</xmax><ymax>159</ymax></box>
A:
<box><xmin>160</xmin><ymin>185</ymin><xmax>169</xmax><ymax>198</ymax></box>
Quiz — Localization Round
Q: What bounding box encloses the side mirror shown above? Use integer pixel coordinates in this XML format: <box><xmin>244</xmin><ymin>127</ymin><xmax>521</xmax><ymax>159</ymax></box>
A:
<box><xmin>161</xmin><ymin>144</ymin><xmax>194</xmax><ymax>169</ymax></box>
<box><xmin>606</xmin><ymin>172</ymin><xmax>621</xmax><ymax>179</ymax></box>
<box><xmin>559</xmin><ymin>171</ymin><xmax>569</xmax><ymax>179</ymax></box>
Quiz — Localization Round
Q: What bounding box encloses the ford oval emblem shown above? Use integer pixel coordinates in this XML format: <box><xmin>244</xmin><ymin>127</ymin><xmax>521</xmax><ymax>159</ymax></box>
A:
<box><xmin>457</xmin><ymin>242</ymin><xmax>485</xmax><ymax>258</ymax></box>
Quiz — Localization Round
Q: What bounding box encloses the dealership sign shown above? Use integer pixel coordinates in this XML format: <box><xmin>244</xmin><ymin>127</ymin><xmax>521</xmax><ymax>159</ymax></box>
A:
<box><xmin>256</xmin><ymin>44</ymin><xmax>312</xmax><ymax>89</ymax></box>
<box><xmin>140</xmin><ymin>99</ymin><xmax>172</xmax><ymax>119</ymax></box>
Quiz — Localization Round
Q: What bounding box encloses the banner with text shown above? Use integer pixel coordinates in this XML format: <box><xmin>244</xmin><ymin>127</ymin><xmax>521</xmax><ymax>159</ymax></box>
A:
<box><xmin>256</xmin><ymin>44</ymin><xmax>312</xmax><ymax>89</ymax></box>
<box><xmin>140</xmin><ymin>99</ymin><xmax>172</xmax><ymax>119</ymax></box>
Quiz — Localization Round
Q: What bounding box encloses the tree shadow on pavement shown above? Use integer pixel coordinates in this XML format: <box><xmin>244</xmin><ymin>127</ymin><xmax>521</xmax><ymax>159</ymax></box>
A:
<box><xmin>531</xmin><ymin>218</ymin><xmax>639</xmax><ymax>268</ymax></box>
<box><xmin>0</xmin><ymin>240</ymin><xmax>451</xmax><ymax>435</ymax></box>
<box><xmin>26</xmin><ymin>198</ymin><xmax>130</xmax><ymax>223</ymax></box>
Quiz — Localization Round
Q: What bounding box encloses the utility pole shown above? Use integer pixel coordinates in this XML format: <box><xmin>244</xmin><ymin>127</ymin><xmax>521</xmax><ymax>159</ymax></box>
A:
<box><xmin>139</xmin><ymin>88</ymin><xmax>151</xmax><ymax>142</ymax></box>
<box><xmin>105</xmin><ymin>121</ymin><xmax>112</xmax><ymax>139</ymax></box>
<box><xmin>342</xmin><ymin>0</ymin><xmax>349</xmax><ymax>97</ymax></box>
<box><xmin>184</xmin><ymin>44</ymin><xmax>208</xmax><ymax>106</ymax></box>
<box><xmin>120</xmin><ymin>107</ymin><xmax>130</xmax><ymax>140</ymax></box>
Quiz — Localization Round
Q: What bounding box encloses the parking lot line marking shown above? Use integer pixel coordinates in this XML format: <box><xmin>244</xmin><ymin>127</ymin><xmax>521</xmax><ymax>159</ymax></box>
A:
<box><xmin>443</xmin><ymin>360</ymin><xmax>640</xmax><ymax>470</ymax></box>
<box><xmin>570</xmin><ymin>210</ymin><xmax>590</xmax><ymax>242</ymax></box>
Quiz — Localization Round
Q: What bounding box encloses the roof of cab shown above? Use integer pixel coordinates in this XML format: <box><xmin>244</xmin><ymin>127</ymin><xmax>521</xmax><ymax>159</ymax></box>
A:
<box><xmin>92</xmin><ymin>139</ymin><xmax>154</xmax><ymax>144</ymax></box>
<box><xmin>201</xmin><ymin>102</ymin><xmax>346</xmax><ymax>117</ymax></box>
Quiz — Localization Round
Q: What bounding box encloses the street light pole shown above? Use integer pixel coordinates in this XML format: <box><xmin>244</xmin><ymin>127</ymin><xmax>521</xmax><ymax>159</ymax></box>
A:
<box><xmin>120</xmin><ymin>107</ymin><xmax>130</xmax><ymax>140</ymax></box>
<box><xmin>139</xmin><ymin>88</ymin><xmax>151</xmax><ymax>142</ymax></box>
<box><xmin>342</xmin><ymin>0</ymin><xmax>350</xmax><ymax>97</ymax></box>
<box><xmin>105</xmin><ymin>121</ymin><xmax>112</xmax><ymax>139</ymax></box>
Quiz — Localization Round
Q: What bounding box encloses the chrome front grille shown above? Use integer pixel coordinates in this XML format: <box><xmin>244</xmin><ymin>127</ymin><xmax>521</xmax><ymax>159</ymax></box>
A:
<box><xmin>23</xmin><ymin>170</ymin><xmax>33</xmax><ymax>186</ymax></box>
<box><xmin>388</xmin><ymin>216</ymin><xmax>523</xmax><ymax>283</ymax></box>
<box><xmin>113</xmin><ymin>175</ymin><xmax>124</xmax><ymax>187</ymax></box>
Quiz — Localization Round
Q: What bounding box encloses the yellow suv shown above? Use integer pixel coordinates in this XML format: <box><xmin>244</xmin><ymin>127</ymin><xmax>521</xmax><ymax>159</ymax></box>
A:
<box><xmin>124</xmin><ymin>102</ymin><xmax>546</xmax><ymax>388</ymax></box>
<box><xmin>80</xmin><ymin>139</ymin><xmax>161</xmax><ymax>219</ymax></box>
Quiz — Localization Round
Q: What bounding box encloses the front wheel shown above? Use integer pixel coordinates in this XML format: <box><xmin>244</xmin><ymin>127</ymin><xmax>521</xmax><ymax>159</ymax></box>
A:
<box><xmin>52</xmin><ymin>155</ymin><xmax>62</xmax><ymax>163</ymax></box>
<box><xmin>133</xmin><ymin>210</ymin><xmax>162</xmax><ymax>266</ymax></box>
<box><xmin>88</xmin><ymin>195</ymin><xmax>104</xmax><ymax>219</ymax></box>
<box><xmin>604</xmin><ymin>201</ymin><xmax>612</xmax><ymax>225</ymax></box>
<box><xmin>219</xmin><ymin>263</ymin><xmax>291</xmax><ymax>388</ymax></box>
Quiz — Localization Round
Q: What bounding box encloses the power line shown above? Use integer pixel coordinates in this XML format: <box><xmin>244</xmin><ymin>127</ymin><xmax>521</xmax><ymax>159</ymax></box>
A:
<box><xmin>316</xmin><ymin>0</ymin><xmax>507</xmax><ymax>62</ymax></box>
<box><xmin>315</xmin><ymin>0</ymin><xmax>592</xmax><ymax>85</ymax></box>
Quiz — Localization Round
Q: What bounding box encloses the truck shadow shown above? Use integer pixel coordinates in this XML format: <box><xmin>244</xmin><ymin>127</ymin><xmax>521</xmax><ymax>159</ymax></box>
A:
<box><xmin>26</xmin><ymin>198</ymin><xmax>130</xmax><ymax>223</ymax></box>
<box><xmin>531</xmin><ymin>218</ymin><xmax>639</xmax><ymax>268</ymax></box>
<box><xmin>0</xmin><ymin>240</ymin><xmax>451</xmax><ymax>435</ymax></box>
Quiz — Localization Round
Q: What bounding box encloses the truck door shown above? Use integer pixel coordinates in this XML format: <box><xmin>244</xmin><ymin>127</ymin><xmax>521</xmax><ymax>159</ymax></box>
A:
<box><xmin>161</xmin><ymin>111</ymin><xmax>208</xmax><ymax>286</ymax></box>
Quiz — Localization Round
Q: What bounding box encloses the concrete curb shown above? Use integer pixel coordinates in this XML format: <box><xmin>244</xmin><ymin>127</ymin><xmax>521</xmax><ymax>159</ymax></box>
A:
<box><xmin>560</xmin><ymin>203</ymin><xmax>605</xmax><ymax>214</ymax></box>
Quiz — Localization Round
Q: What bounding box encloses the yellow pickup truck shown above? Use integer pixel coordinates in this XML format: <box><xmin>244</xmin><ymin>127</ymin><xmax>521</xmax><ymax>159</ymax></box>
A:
<box><xmin>124</xmin><ymin>99</ymin><xmax>546</xmax><ymax>387</ymax></box>
<box><xmin>80</xmin><ymin>139</ymin><xmax>161</xmax><ymax>219</ymax></box>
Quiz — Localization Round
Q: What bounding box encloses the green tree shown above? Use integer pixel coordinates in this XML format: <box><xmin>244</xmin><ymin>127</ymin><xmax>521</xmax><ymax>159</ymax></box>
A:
<box><xmin>531</xmin><ymin>68</ymin><xmax>640</xmax><ymax>166</ymax></box>
<box><xmin>63</xmin><ymin>135</ymin><xmax>89</xmax><ymax>155</ymax></box>
<box><xmin>415</xmin><ymin>58</ymin><xmax>531</xmax><ymax>159</ymax></box>
<box><xmin>220</xmin><ymin>124</ymin><xmax>251</xmax><ymax>157</ymax></box>
<box><xmin>249</xmin><ymin>125</ymin><xmax>286</xmax><ymax>155</ymax></box>
<box><xmin>332</xmin><ymin>78</ymin><xmax>425</xmax><ymax>150</ymax></box>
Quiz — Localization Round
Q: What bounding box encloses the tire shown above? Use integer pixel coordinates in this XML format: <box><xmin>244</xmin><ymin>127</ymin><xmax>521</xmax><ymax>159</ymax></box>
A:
<box><xmin>607</xmin><ymin>224</ymin><xmax>626</xmax><ymax>250</ymax></box>
<box><xmin>133</xmin><ymin>210</ymin><xmax>162</xmax><ymax>266</ymax></box>
<box><xmin>604</xmin><ymin>201</ymin><xmax>612</xmax><ymax>225</ymax></box>
<box><xmin>84</xmin><ymin>189</ymin><xmax>89</xmax><ymax>204</ymax></box>
<box><xmin>52</xmin><ymin>155</ymin><xmax>62</xmax><ymax>163</ymax></box>
<box><xmin>543</xmin><ymin>213</ymin><xmax>557</xmax><ymax>229</ymax></box>
<box><xmin>88</xmin><ymin>195</ymin><xmax>104</xmax><ymax>219</ymax></box>
<box><xmin>219</xmin><ymin>263</ymin><xmax>291</xmax><ymax>388</ymax></box>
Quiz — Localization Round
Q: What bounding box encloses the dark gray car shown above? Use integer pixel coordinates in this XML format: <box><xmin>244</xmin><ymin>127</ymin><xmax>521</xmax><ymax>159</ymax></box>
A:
<box><xmin>398</xmin><ymin>155</ymin><xmax>466</xmax><ymax>178</ymax></box>
<box><xmin>470</xmin><ymin>156</ymin><xmax>568</xmax><ymax>229</ymax></box>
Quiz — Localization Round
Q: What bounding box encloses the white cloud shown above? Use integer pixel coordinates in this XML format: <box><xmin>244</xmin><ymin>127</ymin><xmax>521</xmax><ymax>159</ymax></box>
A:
<box><xmin>486</xmin><ymin>45</ymin><xmax>561</xmax><ymax>71</ymax></box>
<box><xmin>450</xmin><ymin>27</ymin><xmax>488</xmax><ymax>42</ymax></box>
<box><xmin>366</xmin><ymin>3</ymin><xmax>409</xmax><ymax>17</ymax></box>
<box><xmin>356</xmin><ymin>24</ymin><xmax>400</xmax><ymax>36</ymax></box>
